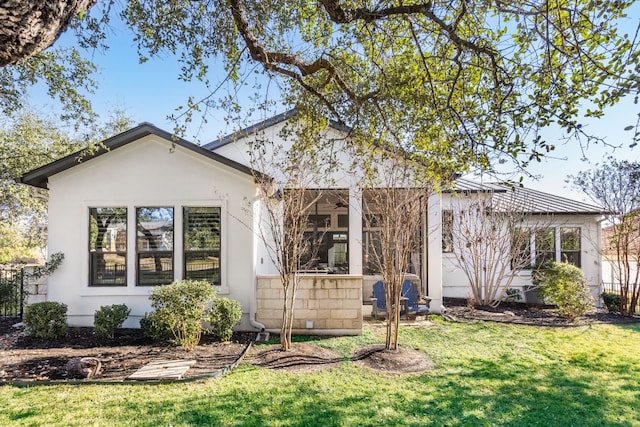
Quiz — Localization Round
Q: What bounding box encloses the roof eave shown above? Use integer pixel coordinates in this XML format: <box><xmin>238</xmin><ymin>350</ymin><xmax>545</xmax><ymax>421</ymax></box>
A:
<box><xmin>18</xmin><ymin>123</ymin><xmax>263</xmax><ymax>189</ymax></box>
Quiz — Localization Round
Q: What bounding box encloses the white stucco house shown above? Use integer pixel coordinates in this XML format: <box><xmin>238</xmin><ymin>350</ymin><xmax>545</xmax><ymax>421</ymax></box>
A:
<box><xmin>19</xmin><ymin>112</ymin><xmax>606</xmax><ymax>334</ymax></box>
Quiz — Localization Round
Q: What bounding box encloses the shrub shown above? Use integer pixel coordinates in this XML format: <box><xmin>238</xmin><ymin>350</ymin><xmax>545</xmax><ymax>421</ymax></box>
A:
<box><xmin>24</xmin><ymin>301</ymin><xmax>68</xmax><ymax>339</ymax></box>
<box><xmin>140</xmin><ymin>311</ymin><xmax>172</xmax><ymax>341</ymax></box>
<box><xmin>94</xmin><ymin>304</ymin><xmax>131</xmax><ymax>339</ymax></box>
<box><xmin>601</xmin><ymin>292</ymin><xmax>621</xmax><ymax>314</ymax></box>
<box><xmin>533</xmin><ymin>262</ymin><xmax>594</xmax><ymax>321</ymax></box>
<box><xmin>148</xmin><ymin>280</ymin><xmax>215</xmax><ymax>350</ymax></box>
<box><xmin>209</xmin><ymin>298</ymin><xmax>243</xmax><ymax>341</ymax></box>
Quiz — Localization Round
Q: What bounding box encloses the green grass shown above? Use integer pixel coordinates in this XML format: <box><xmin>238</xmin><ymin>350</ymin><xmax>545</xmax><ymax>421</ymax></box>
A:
<box><xmin>1</xmin><ymin>320</ymin><xmax>639</xmax><ymax>426</ymax></box>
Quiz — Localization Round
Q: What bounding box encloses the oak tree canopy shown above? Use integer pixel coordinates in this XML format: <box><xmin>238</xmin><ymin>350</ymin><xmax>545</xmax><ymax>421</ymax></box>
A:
<box><xmin>2</xmin><ymin>1</ymin><xmax>639</xmax><ymax>173</ymax></box>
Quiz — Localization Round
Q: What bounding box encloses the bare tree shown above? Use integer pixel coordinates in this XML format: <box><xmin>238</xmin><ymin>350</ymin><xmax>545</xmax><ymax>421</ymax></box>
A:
<box><xmin>248</xmin><ymin>121</ymin><xmax>331</xmax><ymax>351</ymax></box>
<box><xmin>357</xmin><ymin>144</ymin><xmax>434</xmax><ymax>351</ymax></box>
<box><xmin>449</xmin><ymin>188</ymin><xmax>549</xmax><ymax>307</ymax></box>
<box><xmin>363</xmin><ymin>186</ymin><xmax>427</xmax><ymax>351</ymax></box>
<box><xmin>573</xmin><ymin>159</ymin><xmax>640</xmax><ymax>315</ymax></box>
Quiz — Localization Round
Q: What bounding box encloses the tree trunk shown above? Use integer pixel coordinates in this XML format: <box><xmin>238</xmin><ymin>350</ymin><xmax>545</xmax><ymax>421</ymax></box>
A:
<box><xmin>0</xmin><ymin>0</ymin><xmax>96</xmax><ymax>66</ymax></box>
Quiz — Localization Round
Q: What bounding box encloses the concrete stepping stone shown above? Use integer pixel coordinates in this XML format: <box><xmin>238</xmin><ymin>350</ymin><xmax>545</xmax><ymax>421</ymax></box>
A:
<box><xmin>126</xmin><ymin>359</ymin><xmax>196</xmax><ymax>381</ymax></box>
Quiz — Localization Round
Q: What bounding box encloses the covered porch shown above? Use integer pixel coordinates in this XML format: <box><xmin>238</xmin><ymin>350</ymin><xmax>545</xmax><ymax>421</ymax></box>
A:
<box><xmin>254</xmin><ymin>188</ymin><xmax>443</xmax><ymax>334</ymax></box>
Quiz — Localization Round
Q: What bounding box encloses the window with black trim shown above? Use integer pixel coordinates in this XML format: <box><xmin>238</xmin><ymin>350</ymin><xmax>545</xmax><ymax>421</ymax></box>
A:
<box><xmin>561</xmin><ymin>227</ymin><xmax>581</xmax><ymax>267</ymax></box>
<box><xmin>89</xmin><ymin>207</ymin><xmax>127</xmax><ymax>286</ymax></box>
<box><xmin>136</xmin><ymin>207</ymin><xmax>174</xmax><ymax>286</ymax></box>
<box><xmin>184</xmin><ymin>207</ymin><xmax>221</xmax><ymax>286</ymax></box>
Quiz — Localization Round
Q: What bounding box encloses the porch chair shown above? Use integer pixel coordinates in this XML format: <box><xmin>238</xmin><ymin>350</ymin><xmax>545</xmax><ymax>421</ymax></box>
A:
<box><xmin>371</xmin><ymin>280</ymin><xmax>410</xmax><ymax>320</ymax></box>
<box><xmin>402</xmin><ymin>280</ymin><xmax>430</xmax><ymax>317</ymax></box>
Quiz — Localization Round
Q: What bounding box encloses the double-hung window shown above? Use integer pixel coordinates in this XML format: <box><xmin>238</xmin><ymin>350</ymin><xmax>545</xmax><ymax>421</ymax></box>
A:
<box><xmin>183</xmin><ymin>207</ymin><xmax>221</xmax><ymax>286</ymax></box>
<box><xmin>136</xmin><ymin>207</ymin><xmax>174</xmax><ymax>286</ymax></box>
<box><xmin>89</xmin><ymin>207</ymin><xmax>127</xmax><ymax>286</ymax></box>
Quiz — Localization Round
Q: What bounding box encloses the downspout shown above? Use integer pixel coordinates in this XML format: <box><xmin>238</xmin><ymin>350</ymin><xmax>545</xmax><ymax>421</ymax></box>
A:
<box><xmin>249</xmin><ymin>276</ymin><xmax>266</xmax><ymax>331</ymax></box>
<box><xmin>249</xmin><ymin>192</ymin><xmax>266</xmax><ymax>332</ymax></box>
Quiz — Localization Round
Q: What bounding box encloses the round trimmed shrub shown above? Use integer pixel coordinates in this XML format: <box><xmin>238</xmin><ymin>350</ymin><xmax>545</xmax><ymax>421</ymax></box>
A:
<box><xmin>209</xmin><ymin>298</ymin><xmax>242</xmax><ymax>341</ymax></box>
<box><xmin>148</xmin><ymin>280</ymin><xmax>216</xmax><ymax>350</ymax></box>
<box><xmin>94</xmin><ymin>304</ymin><xmax>131</xmax><ymax>339</ymax></box>
<box><xmin>24</xmin><ymin>301</ymin><xmax>68</xmax><ymax>339</ymax></box>
<box><xmin>533</xmin><ymin>262</ymin><xmax>594</xmax><ymax>321</ymax></box>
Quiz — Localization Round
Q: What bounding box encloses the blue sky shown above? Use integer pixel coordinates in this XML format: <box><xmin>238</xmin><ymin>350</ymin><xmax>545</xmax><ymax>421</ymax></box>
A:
<box><xmin>29</xmin><ymin>8</ymin><xmax>640</xmax><ymax>202</ymax></box>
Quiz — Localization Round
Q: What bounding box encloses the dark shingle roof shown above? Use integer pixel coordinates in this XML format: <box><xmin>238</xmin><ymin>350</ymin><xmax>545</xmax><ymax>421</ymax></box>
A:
<box><xmin>19</xmin><ymin>123</ymin><xmax>260</xmax><ymax>189</ymax></box>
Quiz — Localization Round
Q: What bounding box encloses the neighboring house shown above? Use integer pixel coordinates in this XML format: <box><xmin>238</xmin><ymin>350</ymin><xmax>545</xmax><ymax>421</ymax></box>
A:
<box><xmin>18</xmin><ymin>113</ymin><xmax>606</xmax><ymax>333</ymax></box>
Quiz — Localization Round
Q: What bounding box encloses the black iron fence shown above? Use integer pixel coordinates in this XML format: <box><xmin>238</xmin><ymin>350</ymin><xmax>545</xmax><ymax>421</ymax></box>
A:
<box><xmin>0</xmin><ymin>266</ymin><xmax>24</xmax><ymax>319</ymax></box>
<box><xmin>601</xmin><ymin>282</ymin><xmax>640</xmax><ymax>314</ymax></box>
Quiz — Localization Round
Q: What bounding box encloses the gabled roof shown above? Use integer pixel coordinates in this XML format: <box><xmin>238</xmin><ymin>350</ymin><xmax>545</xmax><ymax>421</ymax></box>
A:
<box><xmin>448</xmin><ymin>178</ymin><xmax>606</xmax><ymax>215</ymax></box>
<box><xmin>19</xmin><ymin>123</ymin><xmax>261</xmax><ymax>189</ymax></box>
<box><xmin>203</xmin><ymin>109</ymin><xmax>352</xmax><ymax>150</ymax></box>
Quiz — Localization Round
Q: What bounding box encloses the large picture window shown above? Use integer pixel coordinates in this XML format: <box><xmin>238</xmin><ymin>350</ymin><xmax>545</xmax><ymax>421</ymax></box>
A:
<box><xmin>136</xmin><ymin>207</ymin><xmax>174</xmax><ymax>286</ymax></box>
<box><xmin>184</xmin><ymin>207</ymin><xmax>221</xmax><ymax>286</ymax></box>
<box><xmin>514</xmin><ymin>226</ymin><xmax>581</xmax><ymax>269</ymax></box>
<box><xmin>89</xmin><ymin>207</ymin><xmax>127</xmax><ymax>286</ymax></box>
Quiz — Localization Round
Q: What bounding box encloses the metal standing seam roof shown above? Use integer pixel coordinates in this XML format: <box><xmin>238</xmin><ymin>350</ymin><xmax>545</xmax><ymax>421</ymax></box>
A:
<box><xmin>491</xmin><ymin>185</ymin><xmax>607</xmax><ymax>215</ymax></box>
<box><xmin>447</xmin><ymin>178</ymin><xmax>606</xmax><ymax>215</ymax></box>
<box><xmin>18</xmin><ymin>122</ymin><xmax>263</xmax><ymax>189</ymax></box>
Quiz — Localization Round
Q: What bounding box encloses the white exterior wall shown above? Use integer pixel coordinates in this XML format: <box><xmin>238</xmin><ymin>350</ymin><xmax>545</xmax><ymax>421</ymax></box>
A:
<box><xmin>47</xmin><ymin>135</ymin><xmax>257</xmax><ymax>327</ymax></box>
<box><xmin>213</xmin><ymin>123</ymin><xmax>445</xmax><ymax>313</ymax></box>
<box><xmin>441</xmin><ymin>192</ymin><xmax>603</xmax><ymax>302</ymax></box>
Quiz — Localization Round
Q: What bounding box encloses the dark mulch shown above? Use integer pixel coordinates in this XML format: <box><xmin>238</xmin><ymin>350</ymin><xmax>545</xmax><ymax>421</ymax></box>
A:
<box><xmin>0</xmin><ymin>318</ymin><xmax>253</xmax><ymax>383</ymax></box>
<box><xmin>442</xmin><ymin>298</ymin><xmax>640</xmax><ymax>326</ymax></box>
<box><xmin>3</xmin><ymin>302</ymin><xmax>636</xmax><ymax>383</ymax></box>
<box><xmin>353</xmin><ymin>344</ymin><xmax>434</xmax><ymax>374</ymax></box>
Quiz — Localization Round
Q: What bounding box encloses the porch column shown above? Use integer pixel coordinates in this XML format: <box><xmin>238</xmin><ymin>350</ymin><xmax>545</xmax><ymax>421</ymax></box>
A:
<box><xmin>348</xmin><ymin>189</ymin><xmax>363</xmax><ymax>275</ymax></box>
<box><xmin>426</xmin><ymin>193</ymin><xmax>443</xmax><ymax>313</ymax></box>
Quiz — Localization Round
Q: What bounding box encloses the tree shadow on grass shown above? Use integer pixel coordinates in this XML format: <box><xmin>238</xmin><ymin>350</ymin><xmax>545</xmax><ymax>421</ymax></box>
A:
<box><xmin>403</xmin><ymin>354</ymin><xmax>638</xmax><ymax>427</ymax></box>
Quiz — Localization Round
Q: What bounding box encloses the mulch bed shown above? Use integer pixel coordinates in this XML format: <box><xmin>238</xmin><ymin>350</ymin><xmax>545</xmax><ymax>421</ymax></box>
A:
<box><xmin>2</xmin><ymin>304</ymin><xmax>637</xmax><ymax>383</ymax></box>
<box><xmin>0</xmin><ymin>319</ymin><xmax>253</xmax><ymax>383</ymax></box>
<box><xmin>442</xmin><ymin>298</ymin><xmax>640</xmax><ymax>326</ymax></box>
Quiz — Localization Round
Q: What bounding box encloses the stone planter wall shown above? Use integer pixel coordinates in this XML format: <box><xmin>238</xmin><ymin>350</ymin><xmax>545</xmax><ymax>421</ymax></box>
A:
<box><xmin>256</xmin><ymin>275</ymin><xmax>362</xmax><ymax>335</ymax></box>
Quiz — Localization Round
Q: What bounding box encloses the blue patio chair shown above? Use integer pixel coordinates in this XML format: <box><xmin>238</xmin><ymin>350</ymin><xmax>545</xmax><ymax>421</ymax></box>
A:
<box><xmin>371</xmin><ymin>280</ymin><xmax>411</xmax><ymax>320</ymax></box>
<box><xmin>371</xmin><ymin>280</ymin><xmax>386</xmax><ymax>319</ymax></box>
<box><xmin>402</xmin><ymin>280</ymin><xmax>430</xmax><ymax>317</ymax></box>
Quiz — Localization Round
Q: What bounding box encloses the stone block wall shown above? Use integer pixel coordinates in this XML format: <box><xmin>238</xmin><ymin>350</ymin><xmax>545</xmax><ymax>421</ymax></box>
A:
<box><xmin>24</xmin><ymin>267</ymin><xmax>47</xmax><ymax>305</ymax></box>
<box><xmin>256</xmin><ymin>275</ymin><xmax>363</xmax><ymax>335</ymax></box>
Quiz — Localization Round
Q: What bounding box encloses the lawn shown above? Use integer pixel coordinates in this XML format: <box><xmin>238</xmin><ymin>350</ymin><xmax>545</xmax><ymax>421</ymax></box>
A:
<box><xmin>1</xmin><ymin>319</ymin><xmax>639</xmax><ymax>426</ymax></box>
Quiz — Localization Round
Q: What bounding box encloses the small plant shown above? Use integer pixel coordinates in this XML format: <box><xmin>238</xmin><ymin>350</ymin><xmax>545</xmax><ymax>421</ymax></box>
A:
<box><xmin>23</xmin><ymin>301</ymin><xmax>68</xmax><ymax>339</ymax></box>
<box><xmin>209</xmin><ymin>298</ymin><xmax>243</xmax><ymax>341</ymax></box>
<box><xmin>140</xmin><ymin>311</ymin><xmax>172</xmax><ymax>341</ymax></box>
<box><xmin>504</xmin><ymin>288</ymin><xmax>523</xmax><ymax>304</ymax></box>
<box><xmin>148</xmin><ymin>280</ymin><xmax>216</xmax><ymax>350</ymax></box>
<box><xmin>601</xmin><ymin>292</ymin><xmax>621</xmax><ymax>314</ymax></box>
<box><xmin>533</xmin><ymin>262</ymin><xmax>594</xmax><ymax>321</ymax></box>
<box><xmin>94</xmin><ymin>304</ymin><xmax>131</xmax><ymax>339</ymax></box>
